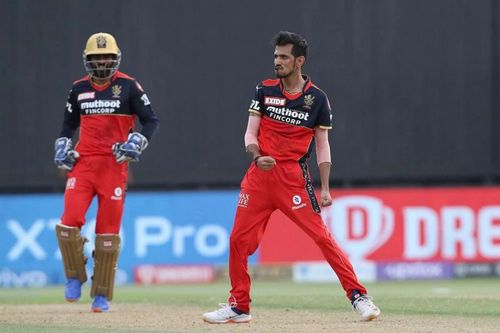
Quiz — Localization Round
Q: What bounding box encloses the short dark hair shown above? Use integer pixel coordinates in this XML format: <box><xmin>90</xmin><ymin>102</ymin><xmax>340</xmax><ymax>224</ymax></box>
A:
<box><xmin>272</xmin><ymin>31</ymin><xmax>308</xmax><ymax>59</ymax></box>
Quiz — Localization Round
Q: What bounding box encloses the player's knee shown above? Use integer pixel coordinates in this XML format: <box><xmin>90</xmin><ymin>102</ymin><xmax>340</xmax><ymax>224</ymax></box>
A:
<box><xmin>61</xmin><ymin>214</ymin><xmax>85</xmax><ymax>229</ymax></box>
<box><xmin>95</xmin><ymin>224</ymin><xmax>120</xmax><ymax>234</ymax></box>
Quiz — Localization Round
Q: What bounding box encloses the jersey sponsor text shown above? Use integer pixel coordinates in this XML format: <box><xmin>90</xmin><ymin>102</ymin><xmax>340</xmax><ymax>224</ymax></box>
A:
<box><xmin>77</xmin><ymin>92</ymin><xmax>96</xmax><ymax>101</ymax></box>
<box><xmin>266</xmin><ymin>106</ymin><xmax>309</xmax><ymax>125</ymax></box>
<box><xmin>80</xmin><ymin>100</ymin><xmax>121</xmax><ymax>115</ymax></box>
<box><xmin>264</xmin><ymin>96</ymin><xmax>286</xmax><ymax>106</ymax></box>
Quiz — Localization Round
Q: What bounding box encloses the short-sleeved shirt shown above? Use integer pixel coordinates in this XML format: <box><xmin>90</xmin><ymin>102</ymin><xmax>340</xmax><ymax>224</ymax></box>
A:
<box><xmin>248</xmin><ymin>76</ymin><xmax>332</xmax><ymax>162</ymax></box>
<box><xmin>61</xmin><ymin>71</ymin><xmax>157</xmax><ymax>156</ymax></box>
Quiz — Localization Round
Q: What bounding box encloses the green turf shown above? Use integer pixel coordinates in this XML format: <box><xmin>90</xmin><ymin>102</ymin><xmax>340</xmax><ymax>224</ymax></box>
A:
<box><xmin>1</xmin><ymin>278</ymin><xmax>499</xmax><ymax>315</ymax></box>
<box><xmin>1</xmin><ymin>278</ymin><xmax>499</xmax><ymax>332</ymax></box>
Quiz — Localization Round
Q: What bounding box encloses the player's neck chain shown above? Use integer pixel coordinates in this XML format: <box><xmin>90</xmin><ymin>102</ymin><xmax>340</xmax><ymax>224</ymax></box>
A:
<box><xmin>283</xmin><ymin>80</ymin><xmax>305</xmax><ymax>94</ymax></box>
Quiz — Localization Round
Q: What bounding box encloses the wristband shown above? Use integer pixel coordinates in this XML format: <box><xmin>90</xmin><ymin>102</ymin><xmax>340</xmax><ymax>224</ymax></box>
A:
<box><xmin>254</xmin><ymin>156</ymin><xmax>262</xmax><ymax>166</ymax></box>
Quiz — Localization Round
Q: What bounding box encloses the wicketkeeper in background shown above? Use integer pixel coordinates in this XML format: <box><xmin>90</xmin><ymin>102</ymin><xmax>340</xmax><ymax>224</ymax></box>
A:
<box><xmin>203</xmin><ymin>31</ymin><xmax>380</xmax><ymax>323</ymax></box>
<box><xmin>54</xmin><ymin>32</ymin><xmax>159</xmax><ymax>312</ymax></box>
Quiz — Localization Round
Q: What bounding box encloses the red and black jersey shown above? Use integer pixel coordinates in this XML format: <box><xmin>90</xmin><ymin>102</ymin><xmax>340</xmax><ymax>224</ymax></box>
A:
<box><xmin>248</xmin><ymin>75</ymin><xmax>332</xmax><ymax>162</ymax></box>
<box><xmin>60</xmin><ymin>71</ymin><xmax>159</xmax><ymax>156</ymax></box>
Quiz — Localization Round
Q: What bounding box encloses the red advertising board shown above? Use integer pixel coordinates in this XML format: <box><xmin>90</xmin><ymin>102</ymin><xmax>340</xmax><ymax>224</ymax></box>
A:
<box><xmin>259</xmin><ymin>187</ymin><xmax>500</xmax><ymax>263</ymax></box>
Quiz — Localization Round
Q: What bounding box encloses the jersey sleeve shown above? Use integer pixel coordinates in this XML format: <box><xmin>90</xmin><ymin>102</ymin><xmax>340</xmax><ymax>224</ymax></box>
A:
<box><xmin>59</xmin><ymin>88</ymin><xmax>80</xmax><ymax>138</ymax></box>
<box><xmin>130</xmin><ymin>80</ymin><xmax>160</xmax><ymax>141</ymax></box>
<box><xmin>248</xmin><ymin>83</ymin><xmax>264</xmax><ymax>116</ymax></box>
<box><xmin>316</xmin><ymin>93</ymin><xmax>333</xmax><ymax>130</ymax></box>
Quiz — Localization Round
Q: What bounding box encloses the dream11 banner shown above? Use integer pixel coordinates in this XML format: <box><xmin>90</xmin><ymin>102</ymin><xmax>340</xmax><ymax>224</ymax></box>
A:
<box><xmin>259</xmin><ymin>187</ymin><xmax>500</xmax><ymax>263</ymax></box>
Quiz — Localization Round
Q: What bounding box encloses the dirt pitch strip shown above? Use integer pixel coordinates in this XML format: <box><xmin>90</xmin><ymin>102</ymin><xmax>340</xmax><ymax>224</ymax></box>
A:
<box><xmin>1</xmin><ymin>303</ymin><xmax>499</xmax><ymax>333</ymax></box>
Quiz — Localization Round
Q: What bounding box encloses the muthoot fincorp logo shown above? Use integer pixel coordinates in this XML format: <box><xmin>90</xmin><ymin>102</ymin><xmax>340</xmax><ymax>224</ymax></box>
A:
<box><xmin>81</xmin><ymin>100</ymin><xmax>121</xmax><ymax>114</ymax></box>
<box><xmin>267</xmin><ymin>106</ymin><xmax>309</xmax><ymax>125</ymax></box>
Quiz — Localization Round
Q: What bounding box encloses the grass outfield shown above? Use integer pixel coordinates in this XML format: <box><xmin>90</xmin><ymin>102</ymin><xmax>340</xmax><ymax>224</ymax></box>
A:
<box><xmin>0</xmin><ymin>279</ymin><xmax>499</xmax><ymax>332</ymax></box>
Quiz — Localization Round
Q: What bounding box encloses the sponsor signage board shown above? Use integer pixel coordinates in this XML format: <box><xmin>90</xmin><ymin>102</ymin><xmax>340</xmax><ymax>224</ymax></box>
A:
<box><xmin>0</xmin><ymin>191</ymin><xmax>253</xmax><ymax>287</ymax></box>
<box><xmin>260</xmin><ymin>187</ymin><xmax>500</xmax><ymax>263</ymax></box>
<box><xmin>454</xmin><ymin>263</ymin><xmax>495</xmax><ymax>278</ymax></box>
<box><xmin>134</xmin><ymin>265</ymin><xmax>215</xmax><ymax>284</ymax></box>
<box><xmin>377</xmin><ymin>262</ymin><xmax>454</xmax><ymax>280</ymax></box>
<box><xmin>293</xmin><ymin>261</ymin><xmax>377</xmax><ymax>283</ymax></box>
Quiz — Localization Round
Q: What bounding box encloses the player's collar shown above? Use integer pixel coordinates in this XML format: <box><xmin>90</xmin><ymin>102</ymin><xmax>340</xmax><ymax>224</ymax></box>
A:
<box><xmin>280</xmin><ymin>75</ymin><xmax>312</xmax><ymax>100</ymax></box>
<box><xmin>88</xmin><ymin>72</ymin><xmax>119</xmax><ymax>91</ymax></box>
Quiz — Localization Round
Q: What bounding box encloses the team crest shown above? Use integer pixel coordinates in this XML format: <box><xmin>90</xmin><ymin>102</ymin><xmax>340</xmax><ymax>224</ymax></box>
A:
<box><xmin>96</xmin><ymin>35</ymin><xmax>107</xmax><ymax>48</ymax></box>
<box><xmin>304</xmin><ymin>94</ymin><xmax>315</xmax><ymax>109</ymax></box>
<box><xmin>112</xmin><ymin>85</ymin><xmax>122</xmax><ymax>98</ymax></box>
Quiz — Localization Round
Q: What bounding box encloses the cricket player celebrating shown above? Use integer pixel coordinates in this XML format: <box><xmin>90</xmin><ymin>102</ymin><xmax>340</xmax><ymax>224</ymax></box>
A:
<box><xmin>203</xmin><ymin>31</ymin><xmax>380</xmax><ymax>323</ymax></box>
<box><xmin>54</xmin><ymin>32</ymin><xmax>159</xmax><ymax>312</ymax></box>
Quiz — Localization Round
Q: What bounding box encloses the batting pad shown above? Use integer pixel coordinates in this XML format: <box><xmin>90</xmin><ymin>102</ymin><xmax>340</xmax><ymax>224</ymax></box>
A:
<box><xmin>91</xmin><ymin>234</ymin><xmax>121</xmax><ymax>300</ymax></box>
<box><xmin>55</xmin><ymin>224</ymin><xmax>88</xmax><ymax>283</ymax></box>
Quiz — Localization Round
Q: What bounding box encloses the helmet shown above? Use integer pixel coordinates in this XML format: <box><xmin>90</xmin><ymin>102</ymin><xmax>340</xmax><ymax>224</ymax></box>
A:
<box><xmin>82</xmin><ymin>32</ymin><xmax>121</xmax><ymax>79</ymax></box>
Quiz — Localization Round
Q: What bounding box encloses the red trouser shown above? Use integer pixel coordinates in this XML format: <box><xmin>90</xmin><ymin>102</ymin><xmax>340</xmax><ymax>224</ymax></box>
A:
<box><xmin>228</xmin><ymin>161</ymin><xmax>367</xmax><ymax>313</ymax></box>
<box><xmin>61</xmin><ymin>155</ymin><xmax>128</xmax><ymax>234</ymax></box>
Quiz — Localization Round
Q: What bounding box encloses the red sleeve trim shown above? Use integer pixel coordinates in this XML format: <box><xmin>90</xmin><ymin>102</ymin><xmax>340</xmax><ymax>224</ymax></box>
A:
<box><xmin>114</xmin><ymin>71</ymin><xmax>135</xmax><ymax>80</ymax></box>
<box><xmin>91</xmin><ymin>82</ymin><xmax>110</xmax><ymax>91</ymax></box>
<box><xmin>73</xmin><ymin>75</ymin><xmax>89</xmax><ymax>85</ymax></box>
<box><xmin>304</xmin><ymin>80</ymin><xmax>313</xmax><ymax>91</ymax></box>
<box><xmin>262</xmin><ymin>79</ymin><xmax>280</xmax><ymax>87</ymax></box>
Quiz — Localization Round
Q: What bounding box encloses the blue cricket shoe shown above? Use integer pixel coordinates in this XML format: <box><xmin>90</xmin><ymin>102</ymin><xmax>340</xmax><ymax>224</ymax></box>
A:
<box><xmin>65</xmin><ymin>279</ymin><xmax>82</xmax><ymax>302</ymax></box>
<box><xmin>91</xmin><ymin>295</ymin><xmax>109</xmax><ymax>312</ymax></box>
